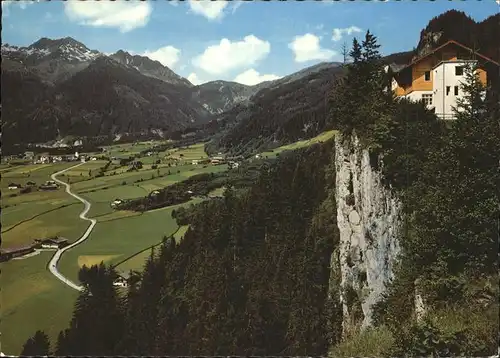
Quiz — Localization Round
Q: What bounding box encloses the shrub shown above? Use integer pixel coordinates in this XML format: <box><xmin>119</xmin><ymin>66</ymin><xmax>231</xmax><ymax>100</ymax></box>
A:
<box><xmin>329</xmin><ymin>326</ymin><xmax>394</xmax><ymax>358</ymax></box>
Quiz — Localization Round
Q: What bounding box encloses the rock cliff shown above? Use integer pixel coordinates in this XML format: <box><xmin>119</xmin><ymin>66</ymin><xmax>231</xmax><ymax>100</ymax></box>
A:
<box><xmin>334</xmin><ymin>132</ymin><xmax>402</xmax><ymax>335</ymax></box>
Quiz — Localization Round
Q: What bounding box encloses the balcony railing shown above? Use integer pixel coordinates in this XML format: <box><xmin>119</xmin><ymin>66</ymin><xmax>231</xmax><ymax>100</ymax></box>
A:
<box><xmin>435</xmin><ymin>113</ymin><xmax>456</xmax><ymax>120</ymax></box>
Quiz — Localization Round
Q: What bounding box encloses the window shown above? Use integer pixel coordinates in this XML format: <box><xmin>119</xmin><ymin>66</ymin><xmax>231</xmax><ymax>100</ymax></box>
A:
<box><xmin>424</xmin><ymin>71</ymin><xmax>431</xmax><ymax>81</ymax></box>
<box><xmin>454</xmin><ymin>86</ymin><xmax>459</xmax><ymax>96</ymax></box>
<box><xmin>446</xmin><ymin>86</ymin><xmax>451</xmax><ymax>95</ymax></box>
<box><xmin>422</xmin><ymin>94</ymin><xmax>433</xmax><ymax>106</ymax></box>
<box><xmin>455</xmin><ymin>66</ymin><xmax>464</xmax><ymax>76</ymax></box>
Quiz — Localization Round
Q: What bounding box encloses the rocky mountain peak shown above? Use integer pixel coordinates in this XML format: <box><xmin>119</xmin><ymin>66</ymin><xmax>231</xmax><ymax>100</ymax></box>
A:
<box><xmin>109</xmin><ymin>50</ymin><xmax>193</xmax><ymax>88</ymax></box>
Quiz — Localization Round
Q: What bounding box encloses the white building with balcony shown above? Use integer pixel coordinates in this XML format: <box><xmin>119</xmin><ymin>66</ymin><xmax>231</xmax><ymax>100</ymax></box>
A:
<box><xmin>386</xmin><ymin>40</ymin><xmax>498</xmax><ymax>120</ymax></box>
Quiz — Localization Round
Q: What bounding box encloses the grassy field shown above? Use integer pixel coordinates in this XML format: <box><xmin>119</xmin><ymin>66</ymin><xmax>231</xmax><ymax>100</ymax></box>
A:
<box><xmin>0</xmin><ymin>141</ymin><xmax>211</xmax><ymax>355</ymax></box>
<box><xmin>102</xmin><ymin>140</ymin><xmax>171</xmax><ymax>159</ymax></box>
<box><xmin>259</xmin><ymin>130</ymin><xmax>338</xmax><ymax>158</ymax></box>
<box><xmin>114</xmin><ymin>224</ymin><xmax>190</xmax><ymax>274</ymax></box>
<box><xmin>167</xmin><ymin>143</ymin><xmax>208</xmax><ymax>163</ymax></box>
<box><xmin>1</xmin><ymin>203</ymin><xmax>89</xmax><ymax>248</ymax></box>
<box><xmin>1</xmin><ymin>162</ymin><xmax>93</xmax><ymax>248</ymax></box>
<box><xmin>0</xmin><ymin>251</ymin><xmax>79</xmax><ymax>355</ymax></box>
<box><xmin>58</xmin><ymin>200</ymin><xmax>202</xmax><ymax>283</ymax></box>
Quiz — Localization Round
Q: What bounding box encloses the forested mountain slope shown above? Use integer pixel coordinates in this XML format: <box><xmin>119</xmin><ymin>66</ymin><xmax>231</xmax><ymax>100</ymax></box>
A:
<box><xmin>206</xmin><ymin>64</ymin><xmax>344</xmax><ymax>156</ymax></box>
<box><xmin>21</xmin><ymin>25</ymin><xmax>500</xmax><ymax>357</ymax></box>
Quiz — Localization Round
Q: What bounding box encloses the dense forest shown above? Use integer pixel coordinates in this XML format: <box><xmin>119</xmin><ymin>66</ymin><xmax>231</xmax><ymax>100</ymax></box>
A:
<box><xmin>21</xmin><ymin>19</ymin><xmax>499</xmax><ymax>357</ymax></box>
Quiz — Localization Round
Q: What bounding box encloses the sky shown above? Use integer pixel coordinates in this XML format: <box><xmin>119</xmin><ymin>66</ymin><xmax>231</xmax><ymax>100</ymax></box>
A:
<box><xmin>1</xmin><ymin>0</ymin><xmax>498</xmax><ymax>86</ymax></box>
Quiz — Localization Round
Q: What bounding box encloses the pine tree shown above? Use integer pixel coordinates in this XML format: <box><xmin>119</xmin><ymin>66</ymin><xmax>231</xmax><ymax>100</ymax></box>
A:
<box><xmin>21</xmin><ymin>330</ymin><xmax>51</xmax><ymax>356</ymax></box>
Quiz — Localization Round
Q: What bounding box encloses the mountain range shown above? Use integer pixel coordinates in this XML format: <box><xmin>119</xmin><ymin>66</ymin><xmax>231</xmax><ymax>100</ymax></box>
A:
<box><xmin>2</xmin><ymin>10</ymin><xmax>498</xmax><ymax>152</ymax></box>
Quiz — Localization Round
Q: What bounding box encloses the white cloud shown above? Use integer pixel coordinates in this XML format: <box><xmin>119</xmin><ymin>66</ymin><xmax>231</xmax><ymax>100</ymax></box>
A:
<box><xmin>188</xmin><ymin>0</ymin><xmax>228</xmax><ymax>21</ymax></box>
<box><xmin>233</xmin><ymin>69</ymin><xmax>281</xmax><ymax>86</ymax></box>
<box><xmin>332</xmin><ymin>26</ymin><xmax>362</xmax><ymax>42</ymax></box>
<box><xmin>64</xmin><ymin>1</ymin><xmax>152</xmax><ymax>33</ymax></box>
<box><xmin>187</xmin><ymin>72</ymin><xmax>202</xmax><ymax>85</ymax></box>
<box><xmin>19</xmin><ymin>0</ymin><xmax>37</xmax><ymax>10</ymax></box>
<box><xmin>143</xmin><ymin>46</ymin><xmax>181</xmax><ymax>68</ymax></box>
<box><xmin>2</xmin><ymin>0</ymin><xmax>37</xmax><ymax>15</ymax></box>
<box><xmin>192</xmin><ymin>35</ymin><xmax>271</xmax><ymax>75</ymax></box>
<box><xmin>231</xmin><ymin>1</ymin><xmax>244</xmax><ymax>14</ymax></box>
<box><xmin>288</xmin><ymin>33</ymin><xmax>337</xmax><ymax>63</ymax></box>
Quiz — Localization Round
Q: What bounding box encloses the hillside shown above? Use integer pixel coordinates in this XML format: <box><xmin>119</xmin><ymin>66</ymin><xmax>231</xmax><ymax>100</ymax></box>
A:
<box><xmin>206</xmin><ymin>63</ymin><xmax>344</xmax><ymax>156</ymax></box>
<box><xmin>415</xmin><ymin>10</ymin><xmax>500</xmax><ymax>61</ymax></box>
<box><xmin>109</xmin><ymin>50</ymin><xmax>193</xmax><ymax>88</ymax></box>
<box><xmin>190</xmin><ymin>80</ymin><xmax>257</xmax><ymax>115</ymax></box>
<box><xmin>1</xmin><ymin>56</ymin><xmax>211</xmax><ymax>148</ymax></box>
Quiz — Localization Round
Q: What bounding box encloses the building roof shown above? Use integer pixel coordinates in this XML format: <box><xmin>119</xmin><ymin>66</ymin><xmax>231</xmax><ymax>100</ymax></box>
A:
<box><xmin>43</xmin><ymin>237</ymin><xmax>68</xmax><ymax>244</ymax></box>
<box><xmin>1</xmin><ymin>245</ymin><xmax>35</xmax><ymax>254</ymax></box>
<box><xmin>394</xmin><ymin>40</ymin><xmax>499</xmax><ymax>74</ymax></box>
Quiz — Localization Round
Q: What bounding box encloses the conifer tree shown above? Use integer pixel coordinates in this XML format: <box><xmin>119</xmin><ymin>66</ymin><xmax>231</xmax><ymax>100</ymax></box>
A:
<box><xmin>21</xmin><ymin>330</ymin><xmax>51</xmax><ymax>356</ymax></box>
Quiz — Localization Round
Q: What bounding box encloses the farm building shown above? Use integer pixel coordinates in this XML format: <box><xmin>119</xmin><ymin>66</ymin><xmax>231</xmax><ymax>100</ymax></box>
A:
<box><xmin>150</xmin><ymin>190</ymin><xmax>160</xmax><ymax>197</ymax></box>
<box><xmin>210</xmin><ymin>156</ymin><xmax>225</xmax><ymax>165</ymax></box>
<box><xmin>111</xmin><ymin>199</ymin><xmax>123</xmax><ymax>207</ymax></box>
<box><xmin>0</xmin><ymin>245</ymin><xmax>36</xmax><ymax>262</ymax></box>
<box><xmin>8</xmin><ymin>183</ymin><xmax>21</xmax><ymax>190</ymax></box>
<box><xmin>36</xmin><ymin>237</ymin><xmax>69</xmax><ymax>249</ymax></box>
<box><xmin>113</xmin><ymin>273</ymin><xmax>130</xmax><ymax>287</ymax></box>
<box><xmin>39</xmin><ymin>181</ymin><xmax>58</xmax><ymax>190</ymax></box>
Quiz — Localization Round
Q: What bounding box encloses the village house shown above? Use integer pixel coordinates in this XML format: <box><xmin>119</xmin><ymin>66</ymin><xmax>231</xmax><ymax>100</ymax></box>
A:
<box><xmin>36</xmin><ymin>237</ymin><xmax>69</xmax><ymax>249</ymax></box>
<box><xmin>0</xmin><ymin>245</ymin><xmax>36</xmax><ymax>262</ymax></box>
<box><xmin>150</xmin><ymin>190</ymin><xmax>160</xmax><ymax>197</ymax></box>
<box><xmin>111</xmin><ymin>198</ymin><xmax>123</xmax><ymax>208</ymax></box>
<box><xmin>113</xmin><ymin>272</ymin><xmax>130</xmax><ymax>287</ymax></box>
<box><xmin>24</xmin><ymin>151</ymin><xmax>34</xmax><ymax>160</ymax></box>
<box><xmin>228</xmin><ymin>161</ymin><xmax>240</xmax><ymax>169</ymax></box>
<box><xmin>39</xmin><ymin>180</ymin><xmax>58</xmax><ymax>191</ymax></box>
<box><xmin>210</xmin><ymin>156</ymin><xmax>225</xmax><ymax>165</ymax></box>
<box><xmin>192</xmin><ymin>159</ymin><xmax>199</xmax><ymax>165</ymax></box>
<box><xmin>8</xmin><ymin>183</ymin><xmax>21</xmax><ymax>190</ymax></box>
<box><xmin>386</xmin><ymin>40</ymin><xmax>499</xmax><ymax>120</ymax></box>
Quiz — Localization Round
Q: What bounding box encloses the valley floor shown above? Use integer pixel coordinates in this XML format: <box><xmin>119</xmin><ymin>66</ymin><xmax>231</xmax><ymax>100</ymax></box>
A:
<box><xmin>0</xmin><ymin>133</ymin><xmax>338</xmax><ymax>354</ymax></box>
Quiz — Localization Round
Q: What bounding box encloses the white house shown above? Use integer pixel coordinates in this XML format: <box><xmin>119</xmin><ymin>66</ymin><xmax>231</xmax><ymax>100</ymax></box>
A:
<box><xmin>387</xmin><ymin>40</ymin><xmax>498</xmax><ymax>120</ymax></box>
<box><xmin>111</xmin><ymin>199</ymin><xmax>123</xmax><ymax>207</ymax></box>
<box><xmin>113</xmin><ymin>276</ymin><xmax>128</xmax><ymax>287</ymax></box>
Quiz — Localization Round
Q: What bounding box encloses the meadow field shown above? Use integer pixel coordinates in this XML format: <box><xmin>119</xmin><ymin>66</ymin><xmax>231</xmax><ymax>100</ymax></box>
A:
<box><xmin>58</xmin><ymin>200</ymin><xmax>202</xmax><ymax>283</ymax></box>
<box><xmin>259</xmin><ymin>129</ymin><xmax>337</xmax><ymax>158</ymax></box>
<box><xmin>0</xmin><ymin>141</ymin><xmax>218</xmax><ymax>354</ymax></box>
<box><xmin>1</xmin><ymin>252</ymin><xmax>79</xmax><ymax>355</ymax></box>
<box><xmin>0</xmin><ymin>134</ymin><xmax>333</xmax><ymax>354</ymax></box>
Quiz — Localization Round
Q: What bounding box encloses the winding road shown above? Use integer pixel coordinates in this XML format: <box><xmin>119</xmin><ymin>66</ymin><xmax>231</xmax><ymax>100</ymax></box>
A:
<box><xmin>48</xmin><ymin>162</ymin><xmax>97</xmax><ymax>291</ymax></box>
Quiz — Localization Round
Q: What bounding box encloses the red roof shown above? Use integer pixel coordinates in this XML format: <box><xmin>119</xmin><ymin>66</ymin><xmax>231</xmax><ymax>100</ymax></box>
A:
<box><xmin>396</xmin><ymin>40</ymin><xmax>499</xmax><ymax>73</ymax></box>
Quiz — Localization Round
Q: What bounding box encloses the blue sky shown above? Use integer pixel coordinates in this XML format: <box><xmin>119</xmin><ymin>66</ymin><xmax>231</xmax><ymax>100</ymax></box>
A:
<box><xmin>2</xmin><ymin>0</ymin><xmax>498</xmax><ymax>85</ymax></box>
